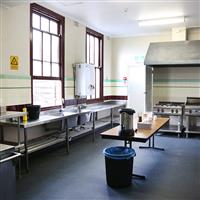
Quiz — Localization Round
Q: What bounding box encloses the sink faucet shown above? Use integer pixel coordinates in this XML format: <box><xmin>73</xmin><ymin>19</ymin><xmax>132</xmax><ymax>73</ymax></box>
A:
<box><xmin>77</xmin><ymin>104</ymin><xmax>81</xmax><ymax>113</ymax></box>
<box><xmin>60</xmin><ymin>98</ymin><xmax>65</xmax><ymax>112</ymax></box>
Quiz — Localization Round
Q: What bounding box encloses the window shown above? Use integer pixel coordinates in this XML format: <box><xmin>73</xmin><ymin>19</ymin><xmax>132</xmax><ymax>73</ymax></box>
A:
<box><xmin>30</xmin><ymin>4</ymin><xmax>65</xmax><ymax>108</ymax></box>
<box><xmin>86</xmin><ymin>28</ymin><xmax>103</xmax><ymax>101</ymax></box>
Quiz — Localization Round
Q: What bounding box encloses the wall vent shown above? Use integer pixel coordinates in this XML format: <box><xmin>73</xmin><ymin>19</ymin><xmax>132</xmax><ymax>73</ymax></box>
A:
<box><xmin>172</xmin><ymin>27</ymin><xmax>187</xmax><ymax>41</ymax></box>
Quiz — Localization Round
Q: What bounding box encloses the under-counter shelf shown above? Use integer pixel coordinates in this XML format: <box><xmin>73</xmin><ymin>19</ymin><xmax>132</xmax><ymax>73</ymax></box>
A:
<box><xmin>16</xmin><ymin>115</ymin><xmax>120</xmax><ymax>152</ymax></box>
<box><xmin>68</xmin><ymin>116</ymin><xmax>120</xmax><ymax>140</ymax></box>
<box><xmin>185</xmin><ymin>126</ymin><xmax>200</xmax><ymax>136</ymax></box>
<box><xmin>154</xmin><ymin>114</ymin><xmax>183</xmax><ymax>136</ymax></box>
<box><xmin>158</xmin><ymin>125</ymin><xmax>183</xmax><ymax>134</ymax></box>
<box><xmin>18</xmin><ymin>131</ymin><xmax>66</xmax><ymax>154</ymax></box>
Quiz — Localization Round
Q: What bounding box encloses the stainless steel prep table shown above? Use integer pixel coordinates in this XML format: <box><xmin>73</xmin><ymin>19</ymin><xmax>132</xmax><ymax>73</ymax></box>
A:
<box><xmin>0</xmin><ymin>101</ymin><xmax>126</xmax><ymax>172</ymax></box>
<box><xmin>1</xmin><ymin>111</ymin><xmax>81</xmax><ymax>172</ymax></box>
<box><xmin>0</xmin><ymin>111</ymin><xmax>26</xmax><ymax>177</ymax></box>
<box><xmin>0</xmin><ymin>111</ymin><xmax>26</xmax><ymax>148</ymax></box>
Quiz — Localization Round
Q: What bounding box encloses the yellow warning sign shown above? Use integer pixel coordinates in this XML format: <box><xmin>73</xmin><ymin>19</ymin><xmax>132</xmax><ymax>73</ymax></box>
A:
<box><xmin>10</xmin><ymin>56</ymin><xmax>19</xmax><ymax>70</ymax></box>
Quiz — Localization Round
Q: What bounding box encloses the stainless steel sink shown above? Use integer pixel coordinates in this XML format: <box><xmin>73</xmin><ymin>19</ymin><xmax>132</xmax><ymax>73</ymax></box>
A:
<box><xmin>87</xmin><ymin>105</ymin><xmax>104</xmax><ymax>110</ymax></box>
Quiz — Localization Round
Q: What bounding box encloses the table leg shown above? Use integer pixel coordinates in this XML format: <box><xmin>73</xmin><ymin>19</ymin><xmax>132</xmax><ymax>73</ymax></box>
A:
<box><xmin>65</xmin><ymin>118</ymin><xmax>69</xmax><ymax>154</ymax></box>
<box><xmin>17</xmin><ymin>117</ymin><xmax>21</xmax><ymax>147</ymax></box>
<box><xmin>132</xmin><ymin>173</ymin><xmax>146</xmax><ymax>179</ymax></box>
<box><xmin>24</xmin><ymin>128</ymin><xmax>29</xmax><ymax>172</ymax></box>
<box><xmin>129</xmin><ymin>141</ymin><xmax>132</xmax><ymax>148</ymax></box>
<box><xmin>92</xmin><ymin>112</ymin><xmax>96</xmax><ymax>142</ymax></box>
<box><xmin>0</xmin><ymin>124</ymin><xmax>4</xmax><ymax>142</ymax></box>
<box><xmin>185</xmin><ymin>116</ymin><xmax>189</xmax><ymax>138</ymax></box>
<box><xmin>110</xmin><ymin>108</ymin><xmax>113</xmax><ymax>128</ymax></box>
<box><xmin>139</xmin><ymin>135</ymin><xmax>165</xmax><ymax>151</ymax></box>
<box><xmin>17</xmin><ymin>156</ymin><xmax>21</xmax><ymax>179</ymax></box>
<box><xmin>17</xmin><ymin>117</ymin><xmax>21</xmax><ymax>177</ymax></box>
<box><xmin>127</xmin><ymin>141</ymin><xmax>145</xmax><ymax>180</ymax></box>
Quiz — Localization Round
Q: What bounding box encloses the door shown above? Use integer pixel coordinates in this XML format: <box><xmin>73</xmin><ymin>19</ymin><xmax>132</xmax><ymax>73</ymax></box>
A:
<box><xmin>127</xmin><ymin>65</ymin><xmax>152</xmax><ymax>114</ymax></box>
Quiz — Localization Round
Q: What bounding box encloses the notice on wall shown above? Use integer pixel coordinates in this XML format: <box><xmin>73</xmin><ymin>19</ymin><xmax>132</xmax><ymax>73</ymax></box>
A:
<box><xmin>10</xmin><ymin>56</ymin><xmax>19</xmax><ymax>70</ymax></box>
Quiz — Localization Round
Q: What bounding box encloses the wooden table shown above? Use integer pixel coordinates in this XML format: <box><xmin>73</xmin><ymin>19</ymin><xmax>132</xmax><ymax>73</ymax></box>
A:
<box><xmin>100</xmin><ymin>117</ymin><xmax>169</xmax><ymax>180</ymax></box>
<box><xmin>101</xmin><ymin>117</ymin><xmax>169</xmax><ymax>149</ymax></box>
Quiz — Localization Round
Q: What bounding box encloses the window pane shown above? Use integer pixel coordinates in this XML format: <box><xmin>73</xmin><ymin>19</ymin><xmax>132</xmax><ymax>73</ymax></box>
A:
<box><xmin>41</xmin><ymin>16</ymin><xmax>49</xmax><ymax>32</ymax></box>
<box><xmin>33</xmin><ymin>79</ymin><xmax>61</xmax><ymax>108</ymax></box>
<box><xmin>52</xmin><ymin>63</ymin><xmax>59</xmax><ymax>77</ymax></box>
<box><xmin>89</xmin><ymin>35</ymin><xmax>94</xmax><ymax>64</ymax></box>
<box><xmin>50</xmin><ymin>20</ymin><xmax>58</xmax><ymax>34</ymax></box>
<box><xmin>43</xmin><ymin>62</ymin><xmax>51</xmax><ymax>76</ymax></box>
<box><xmin>33</xmin><ymin>61</ymin><xmax>42</xmax><ymax>76</ymax></box>
<box><xmin>96</xmin><ymin>68</ymin><xmax>100</xmax><ymax>98</ymax></box>
<box><xmin>43</xmin><ymin>33</ymin><xmax>50</xmax><ymax>62</ymax></box>
<box><xmin>32</xmin><ymin>13</ymin><xmax>40</xmax><ymax>29</ymax></box>
<box><xmin>52</xmin><ymin>36</ymin><xmax>59</xmax><ymax>62</ymax></box>
<box><xmin>33</xmin><ymin>30</ymin><xmax>42</xmax><ymax>60</ymax></box>
<box><xmin>95</xmin><ymin>38</ymin><xmax>99</xmax><ymax>67</ymax></box>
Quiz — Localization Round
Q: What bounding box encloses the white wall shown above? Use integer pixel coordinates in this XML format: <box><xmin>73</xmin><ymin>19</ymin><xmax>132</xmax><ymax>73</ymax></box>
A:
<box><xmin>110</xmin><ymin>33</ymin><xmax>171</xmax><ymax>96</ymax></box>
<box><xmin>1</xmin><ymin>3</ymin><xmax>199</xmax><ymax>105</ymax></box>
<box><xmin>104</xmin><ymin>36</ymin><xmax>112</xmax><ymax>96</ymax></box>
<box><xmin>0</xmin><ymin>3</ymin><xmax>112</xmax><ymax>103</ymax></box>
<box><xmin>1</xmin><ymin>4</ymin><xmax>31</xmax><ymax>106</ymax></box>
<box><xmin>64</xmin><ymin>18</ymin><xmax>86</xmax><ymax>99</ymax></box>
<box><xmin>0</xmin><ymin>6</ymin><xmax>3</xmax><ymax>105</ymax></box>
<box><xmin>110</xmin><ymin>28</ymin><xmax>200</xmax><ymax>98</ymax></box>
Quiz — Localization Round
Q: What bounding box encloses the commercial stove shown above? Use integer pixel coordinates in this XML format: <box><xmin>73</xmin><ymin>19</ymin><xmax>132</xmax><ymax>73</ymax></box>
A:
<box><xmin>153</xmin><ymin>101</ymin><xmax>184</xmax><ymax>115</ymax></box>
<box><xmin>185</xmin><ymin>97</ymin><xmax>200</xmax><ymax>136</ymax></box>
<box><xmin>153</xmin><ymin>101</ymin><xmax>185</xmax><ymax>135</ymax></box>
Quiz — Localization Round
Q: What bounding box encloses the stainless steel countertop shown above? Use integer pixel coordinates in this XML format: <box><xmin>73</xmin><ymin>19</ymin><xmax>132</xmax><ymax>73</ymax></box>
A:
<box><xmin>0</xmin><ymin>111</ymin><xmax>26</xmax><ymax>120</ymax></box>
<box><xmin>0</xmin><ymin>100</ymin><xmax>126</xmax><ymax>128</ymax></box>
<box><xmin>0</xmin><ymin>143</ymin><xmax>15</xmax><ymax>151</ymax></box>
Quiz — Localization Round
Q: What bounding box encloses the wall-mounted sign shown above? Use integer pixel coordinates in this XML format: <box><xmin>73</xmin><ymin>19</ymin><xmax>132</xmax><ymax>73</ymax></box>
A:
<box><xmin>10</xmin><ymin>56</ymin><xmax>19</xmax><ymax>70</ymax></box>
<box><xmin>134</xmin><ymin>55</ymin><xmax>145</xmax><ymax>64</ymax></box>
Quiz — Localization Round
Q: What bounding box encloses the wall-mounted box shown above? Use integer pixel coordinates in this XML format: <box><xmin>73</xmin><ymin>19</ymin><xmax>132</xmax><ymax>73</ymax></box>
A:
<box><xmin>172</xmin><ymin>27</ymin><xmax>186</xmax><ymax>41</ymax></box>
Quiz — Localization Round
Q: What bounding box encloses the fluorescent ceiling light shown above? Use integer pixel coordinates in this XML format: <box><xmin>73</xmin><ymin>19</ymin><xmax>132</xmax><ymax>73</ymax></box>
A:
<box><xmin>138</xmin><ymin>16</ymin><xmax>185</xmax><ymax>26</ymax></box>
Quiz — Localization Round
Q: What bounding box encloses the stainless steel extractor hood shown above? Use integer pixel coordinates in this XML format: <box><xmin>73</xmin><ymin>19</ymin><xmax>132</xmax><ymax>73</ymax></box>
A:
<box><xmin>144</xmin><ymin>40</ymin><xmax>200</xmax><ymax>66</ymax></box>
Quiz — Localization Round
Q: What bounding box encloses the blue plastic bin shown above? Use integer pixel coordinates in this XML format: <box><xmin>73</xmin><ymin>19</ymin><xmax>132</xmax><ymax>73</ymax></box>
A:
<box><xmin>103</xmin><ymin>146</ymin><xmax>136</xmax><ymax>188</ymax></box>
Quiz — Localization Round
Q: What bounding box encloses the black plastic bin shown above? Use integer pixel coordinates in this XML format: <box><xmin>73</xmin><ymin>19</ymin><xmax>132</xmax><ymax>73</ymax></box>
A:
<box><xmin>27</xmin><ymin>105</ymin><xmax>41</xmax><ymax>120</ymax></box>
<box><xmin>103</xmin><ymin>146</ymin><xmax>136</xmax><ymax>188</ymax></box>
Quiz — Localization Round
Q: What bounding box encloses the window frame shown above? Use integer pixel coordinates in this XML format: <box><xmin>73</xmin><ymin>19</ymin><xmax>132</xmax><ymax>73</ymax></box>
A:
<box><xmin>86</xmin><ymin>27</ymin><xmax>104</xmax><ymax>103</ymax></box>
<box><xmin>30</xmin><ymin>3</ymin><xmax>65</xmax><ymax>110</ymax></box>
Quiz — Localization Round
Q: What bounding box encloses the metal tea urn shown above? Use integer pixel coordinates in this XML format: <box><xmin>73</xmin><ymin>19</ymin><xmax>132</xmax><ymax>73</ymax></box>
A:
<box><xmin>119</xmin><ymin>108</ymin><xmax>135</xmax><ymax>132</ymax></box>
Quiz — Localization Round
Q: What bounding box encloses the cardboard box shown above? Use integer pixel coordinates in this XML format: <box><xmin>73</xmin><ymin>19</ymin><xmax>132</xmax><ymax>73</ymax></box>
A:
<box><xmin>137</xmin><ymin>121</ymin><xmax>152</xmax><ymax>129</ymax></box>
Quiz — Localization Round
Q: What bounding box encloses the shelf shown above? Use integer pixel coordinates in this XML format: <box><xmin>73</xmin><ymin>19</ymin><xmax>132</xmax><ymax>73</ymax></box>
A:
<box><xmin>185</xmin><ymin>126</ymin><xmax>200</xmax><ymax>134</ymax></box>
<box><xmin>159</xmin><ymin>125</ymin><xmax>182</xmax><ymax>133</ymax></box>
<box><xmin>69</xmin><ymin>116</ymin><xmax>120</xmax><ymax>140</ymax></box>
<box><xmin>154</xmin><ymin>113</ymin><xmax>182</xmax><ymax>116</ymax></box>
<box><xmin>19</xmin><ymin>132</ymin><xmax>66</xmax><ymax>154</ymax></box>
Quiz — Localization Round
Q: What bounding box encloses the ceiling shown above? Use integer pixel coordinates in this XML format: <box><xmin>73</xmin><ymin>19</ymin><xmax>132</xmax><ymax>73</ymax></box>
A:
<box><xmin>2</xmin><ymin>0</ymin><xmax>200</xmax><ymax>37</ymax></box>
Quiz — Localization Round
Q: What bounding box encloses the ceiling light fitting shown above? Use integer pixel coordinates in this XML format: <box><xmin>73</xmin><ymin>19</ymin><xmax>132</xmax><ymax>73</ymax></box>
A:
<box><xmin>138</xmin><ymin>16</ymin><xmax>185</xmax><ymax>26</ymax></box>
